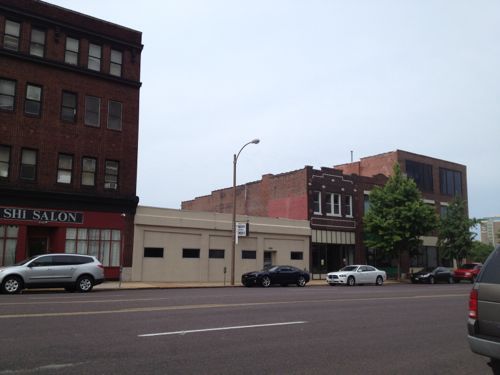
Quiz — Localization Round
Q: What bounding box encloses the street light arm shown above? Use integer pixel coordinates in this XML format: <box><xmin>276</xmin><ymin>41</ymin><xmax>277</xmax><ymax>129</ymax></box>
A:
<box><xmin>235</xmin><ymin>139</ymin><xmax>260</xmax><ymax>163</ymax></box>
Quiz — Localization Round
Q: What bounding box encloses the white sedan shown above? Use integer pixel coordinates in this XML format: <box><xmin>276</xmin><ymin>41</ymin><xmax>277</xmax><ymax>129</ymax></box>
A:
<box><xmin>326</xmin><ymin>265</ymin><xmax>387</xmax><ymax>286</ymax></box>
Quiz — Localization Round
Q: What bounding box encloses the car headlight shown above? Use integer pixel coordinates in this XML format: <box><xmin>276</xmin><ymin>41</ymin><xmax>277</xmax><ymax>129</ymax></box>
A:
<box><xmin>339</xmin><ymin>274</ymin><xmax>346</xmax><ymax>277</ymax></box>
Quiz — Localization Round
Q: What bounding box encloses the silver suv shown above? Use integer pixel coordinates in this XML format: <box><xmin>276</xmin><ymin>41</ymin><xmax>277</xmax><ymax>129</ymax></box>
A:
<box><xmin>468</xmin><ymin>245</ymin><xmax>500</xmax><ymax>372</ymax></box>
<box><xmin>0</xmin><ymin>253</ymin><xmax>105</xmax><ymax>294</ymax></box>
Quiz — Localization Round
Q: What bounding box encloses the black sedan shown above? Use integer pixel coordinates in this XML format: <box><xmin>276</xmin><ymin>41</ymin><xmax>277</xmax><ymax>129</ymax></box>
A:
<box><xmin>241</xmin><ymin>265</ymin><xmax>310</xmax><ymax>287</ymax></box>
<box><xmin>410</xmin><ymin>266</ymin><xmax>454</xmax><ymax>284</ymax></box>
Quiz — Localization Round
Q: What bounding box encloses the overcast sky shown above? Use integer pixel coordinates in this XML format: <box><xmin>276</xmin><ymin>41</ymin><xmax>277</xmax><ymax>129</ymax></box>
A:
<box><xmin>46</xmin><ymin>0</ymin><xmax>500</xmax><ymax>220</ymax></box>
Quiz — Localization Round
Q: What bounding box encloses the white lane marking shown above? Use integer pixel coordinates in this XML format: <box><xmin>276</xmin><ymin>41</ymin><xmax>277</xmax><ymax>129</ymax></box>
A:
<box><xmin>138</xmin><ymin>321</ymin><xmax>307</xmax><ymax>337</ymax></box>
<box><xmin>0</xmin><ymin>362</ymin><xmax>86</xmax><ymax>374</ymax></box>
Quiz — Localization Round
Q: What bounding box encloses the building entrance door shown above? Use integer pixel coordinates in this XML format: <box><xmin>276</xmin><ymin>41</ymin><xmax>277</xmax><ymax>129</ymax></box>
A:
<box><xmin>27</xmin><ymin>237</ymin><xmax>48</xmax><ymax>257</ymax></box>
<box><xmin>264</xmin><ymin>251</ymin><xmax>275</xmax><ymax>268</ymax></box>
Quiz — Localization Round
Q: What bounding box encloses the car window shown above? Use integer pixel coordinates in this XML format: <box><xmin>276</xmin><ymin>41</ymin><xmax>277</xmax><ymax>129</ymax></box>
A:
<box><xmin>461</xmin><ymin>264</ymin><xmax>476</xmax><ymax>270</ymax></box>
<box><xmin>478</xmin><ymin>248</ymin><xmax>500</xmax><ymax>284</ymax></box>
<box><xmin>341</xmin><ymin>266</ymin><xmax>358</xmax><ymax>272</ymax></box>
<box><xmin>365</xmin><ymin>266</ymin><xmax>376</xmax><ymax>272</ymax></box>
<box><xmin>55</xmin><ymin>255</ymin><xmax>91</xmax><ymax>265</ymax></box>
<box><xmin>30</xmin><ymin>255</ymin><xmax>54</xmax><ymax>267</ymax></box>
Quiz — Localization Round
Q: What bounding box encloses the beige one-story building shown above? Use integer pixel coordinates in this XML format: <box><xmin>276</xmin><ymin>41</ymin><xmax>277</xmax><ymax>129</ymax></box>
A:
<box><xmin>128</xmin><ymin>206</ymin><xmax>311</xmax><ymax>283</ymax></box>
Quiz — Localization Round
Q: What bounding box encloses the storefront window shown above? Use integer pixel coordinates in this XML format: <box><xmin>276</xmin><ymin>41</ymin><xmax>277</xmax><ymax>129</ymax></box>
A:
<box><xmin>65</xmin><ymin>227</ymin><xmax>121</xmax><ymax>267</ymax></box>
<box><xmin>0</xmin><ymin>225</ymin><xmax>18</xmax><ymax>266</ymax></box>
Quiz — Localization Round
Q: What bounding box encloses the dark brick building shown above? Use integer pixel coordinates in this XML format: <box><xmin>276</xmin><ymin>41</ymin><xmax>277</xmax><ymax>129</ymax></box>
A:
<box><xmin>0</xmin><ymin>0</ymin><xmax>142</xmax><ymax>278</ymax></box>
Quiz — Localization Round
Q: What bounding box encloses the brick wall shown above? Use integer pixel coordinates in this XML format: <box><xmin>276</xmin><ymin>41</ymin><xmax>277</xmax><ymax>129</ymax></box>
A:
<box><xmin>0</xmin><ymin>2</ymin><xmax>141</xmax><ymax>200</ymax></box>
<box><xmin>182</xmin><ymin>168</ymin><xmax>309</xmax><ymax>219</ymax></box>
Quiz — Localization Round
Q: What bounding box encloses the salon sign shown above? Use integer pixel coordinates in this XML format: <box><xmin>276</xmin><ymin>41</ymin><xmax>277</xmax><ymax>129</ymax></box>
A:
<box><xmin>0</xmin><ymin>207</ymin><xmax>83</xmax><ymax>224</ymax></box>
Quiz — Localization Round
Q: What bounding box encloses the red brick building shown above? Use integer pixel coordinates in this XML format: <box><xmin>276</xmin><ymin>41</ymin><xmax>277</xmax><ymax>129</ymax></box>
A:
<box><xmin>0</xmin><ymin>0</ymin><xmax>142</xmax><ymax>279</ymax></box>
<box><xmin>182</xmin><ymin>166</ymin><xmax>386</xmax><ymax>277</ymax></box>
<box><xmin>336</xmin><ymin>150</ymin><xmax>468</xmax><ymax>272</ymax></box>
<box><xmin>183</xmin><ymin>150</ymin><xmax>468</xmax><ymax>277</ymax></box>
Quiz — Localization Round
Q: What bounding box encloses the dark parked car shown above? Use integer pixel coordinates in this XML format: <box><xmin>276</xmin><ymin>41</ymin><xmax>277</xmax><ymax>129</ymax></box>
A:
<box><xmin>410</xmin><ymin>266</ymin><xmax>453</xmax><ymax>284</ymax></box>
<box><xmin>453</xmin><ymin>262</ymin><xmax>482</xmax><ymax>283</ymax></box>
<box><xmin>467</xmin><ymin>246</ymin><xmax>500</xmax><ymax>372</ymax></box>
<box><xmin>241</xmin><ymin>265</ymin><xmax>310</xmax><ymax>287</ymax></box>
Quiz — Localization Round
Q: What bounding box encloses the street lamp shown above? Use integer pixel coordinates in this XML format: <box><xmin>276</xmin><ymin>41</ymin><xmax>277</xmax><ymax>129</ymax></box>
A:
<box><xmin>231</xmin><ymin>138</ymin><xmax>260</xmax><ymax>285</ymax></box>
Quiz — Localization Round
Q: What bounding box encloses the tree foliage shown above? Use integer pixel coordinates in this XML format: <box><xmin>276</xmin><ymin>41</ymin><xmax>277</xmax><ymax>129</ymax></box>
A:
<box><xmin>363</xmin><ymin>164</ymin><xmax>438</xmax><ymax>275</ymax></box>
<box><xmin>437</xmin><ymin>198</ymin><xmax>478</xmax><ymax>265</ymax></box>
<box><xmin>468</xmin><ymin>241</ymin><xmax>495</xmax><ymax>263</ymax></box>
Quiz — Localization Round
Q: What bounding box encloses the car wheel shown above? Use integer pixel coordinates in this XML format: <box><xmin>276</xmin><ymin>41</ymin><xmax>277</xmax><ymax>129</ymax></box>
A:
<box><xmin>297</xmin><ymin>276</ymin><xmax>306</xmax><ymax>287</ymax></box>
<box><xmin>76</xmin><ymin>275</ymin><xmax>94</xmax><ymax>293</ymax></box>
<box><xmin>429</xmin><ymin>276</ymin><xmax>435</xmax><ymax>284</ymax></box>
<box><xmin>347</xmin><ymin>276</ymin><xmax>355</xmax><ymax>286</ymax></box>
<box><xmin>261</xmin><ymin>276</ymin><xmax>271</xmax><ymax>288</ymax></box>
<box><xmin>453</xmin><ymin>278</ymin><xmax>459</xmax><ymax>284</ymax></box>
<box><xmin>489</xmin><ymin>358</ymin><xmax>500</xmax><ymax>372</ymax></box>
<box><xmin>375</xmin><ymin>276</ymin><xmax>383</xmax><ymax>286</ymax></box>
<box><xmin>1</xmin><ymin>275</ymin><xmax>23</xmax><ymax>294</ymax></box>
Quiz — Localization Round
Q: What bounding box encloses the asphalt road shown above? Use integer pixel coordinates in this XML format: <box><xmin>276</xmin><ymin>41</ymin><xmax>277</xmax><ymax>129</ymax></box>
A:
<box><xmin>0</xmin><ymin>283</ymin><xmax>494</xmax><ymax>375</ymax></box>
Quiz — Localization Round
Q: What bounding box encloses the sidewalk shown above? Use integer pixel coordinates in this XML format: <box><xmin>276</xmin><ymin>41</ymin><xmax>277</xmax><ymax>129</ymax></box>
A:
<box><xmin>94</xmin><ymin>278</ymin><xmax>403</xmax><ymax>291</ymax></box>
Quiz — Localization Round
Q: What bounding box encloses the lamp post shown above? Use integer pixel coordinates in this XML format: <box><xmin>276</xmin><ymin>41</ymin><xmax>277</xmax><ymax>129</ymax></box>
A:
<box><xmin>231</xmin><ymin>138</ymin><xmax>260</xmax><ymax>285</ymax></box>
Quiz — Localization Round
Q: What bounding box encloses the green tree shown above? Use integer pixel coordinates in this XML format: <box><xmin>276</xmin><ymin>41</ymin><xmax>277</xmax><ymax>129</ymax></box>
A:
<box><xmin>364</xmin><ymin>164</ymin><xmax>438</xmax><ymax>278</ymax></box>
<box><xmin>437</xmin><ymin>198</ymin><xmax>478</xmax><ymax>266</ymax></box>
<box><xmin>468</xmin><ymin>241</ymin><xmax>494</xmax><ymax>263</ymax></box>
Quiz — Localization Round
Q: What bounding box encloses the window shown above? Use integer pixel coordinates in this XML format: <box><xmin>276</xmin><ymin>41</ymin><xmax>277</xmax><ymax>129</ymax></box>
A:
<box><xmin>88</xmin><ymin>43</ymin><xmax>101</xmax><ymax>71</ymax></box>
<box><xmin>364</xmin><ymin>194</ymin><xmax>371</xmax><ymax>213</ymax></box>
<box><xmin>144</xmin><ymin>247</ymin><xmax>164</xmax><ymax>258</ymax></box>
<box><xmin>57</xmin><ymin>154</ymin><xmax>73</xmax><ymax>184</ymax></box>
<box><xmin>326</xmin><ymin>193</ymin><xmax>341</xmax><ymax>216</ymax></box>
<box><xmin>440</xmin><ymin>205</ymin><xmax>448</xmax><ymax>218</ymax></box>
<box><xmin>313</xmin><ymin>191</ymin><xmax>321</xmax><ymax>214</ymax></box>
<box><xmin>61</xmin><ymin>91</ymin><xmax>77</xmax><ymax>122</ymax></box>
<box><xmin>478</xmin><ymin>249</ymin><xmax>500</xmax><ymax>284</ymax></box>
<box><xmin>24</xmin><ymin>84</ymin><xmax>42</xmax><ymax>116</ymax></box>
<box><xmin>85</xmin><ymin>96</ymin><xmax>100</xmax><ymax>127</ymax></box>
<box><xmin>4</xmin><ymin>20</ymin><xmax>20</xmax><ymax>51</ymax></box>
<box><xmin>0</xmin><ymin>145</ymin><xmax>10</xmax><ymax>178</ymax></box>
<box><xmin>0</xmin><ymin>79</ymin><xmax>16</xmax><ymax>111</ymax></box>
<box><xmin>65</xmin><ymin>228</ymin><xmax>121</xmax><ymax>267</ymax></box>
<box><xmin>81</xmin><ymin>157</ymin><xmax>96</xmax><ymax>186</ymax></box>
<box><xmin>291</xmin><ymin>251</ymin><xmax>303</xmax><ymax>260</ymax></box>
<box><xmin>104</xmin><ymin>160</ymin><xmax>119</xmax><ymax>190</ymax></box>
<box><xmin>209</xmin><ymin>249</ymin><xmax>225</xmax><ymax>259</ymax></box>
<box><xmin>29</xmin><ymin>28</ymin><xmax>45</xmax><ymax>57</ymax></box>
<box><xmin>183</xmin><ymin>248</ymin><xmax>200</xmax><ymax>258</ymax></box>
<box><xmin>344</xmin><ymin>195</ymin><xmax>353</xmax><ymax>217</ymax></box>
<box><xmin>242</xmin><ymin>250</ymin><xmax>256</xmax><ymax>259</ymax></box>
<box><xmin>405</xmin><ymin>160</ymin><xmax>433</xmax><ymax>192</ymax></box>
<box><xmin>0</xmin><ymin>225</ymin><xmax>18</xmax><ymax>266</ymax></box>
<box><xmin>107</xmin><ymin>101</ymin><xmax>122</xmax><ymax>130</ymax></box>
<box><xmin>110</xmin><ymin>49</ymin><xmax>122</xmax><ymax>77</ymax></box>
<box><xmin>20</xmin><ymin>149</ymin><xmax>37</xmax><ymax>180</ymax></box>
<box><xmin>65</xmin><ymin>37</ymin><xmax>79</xmax><ymax>65</ymax></box>
<box><xmin>439</xmin><ymin>168</ymin><xmax>462</xmax><ymax>197</ymax></box>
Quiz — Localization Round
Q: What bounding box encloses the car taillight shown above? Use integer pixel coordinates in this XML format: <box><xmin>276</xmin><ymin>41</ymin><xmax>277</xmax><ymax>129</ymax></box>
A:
<box><xmin>469</xmin><ymin>289</ymin><xmax>478</xmax><ymax>319</ymax></box>
<box><xmin>97</xmin><ymin>264</ymin><xmax>104</xmax><ymax>269</ymax></box>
